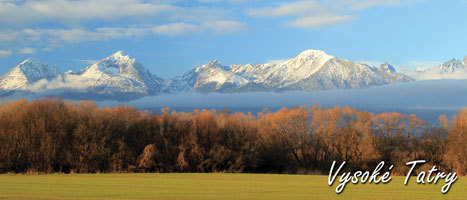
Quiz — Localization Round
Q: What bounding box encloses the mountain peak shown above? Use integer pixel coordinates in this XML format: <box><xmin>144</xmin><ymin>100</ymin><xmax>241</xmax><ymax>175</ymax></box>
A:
<box><xmin>17</xmin><ymin>58</ymin><xmax>56</xmax><ymax>73</ymax></box>
<box><xmin>200</xmin><ymin>60</ymin><xmax>223</xmax><ymax>69</ymax></box>
<box><xmin>439</xmin><ymin>58</ymin><xmax>464</xmax><ymax>73</ymax></box>
<box><xmin>282</xmin><ymin>49</ymin><xmax>335</xmax><ymax>75</ymax></box>
<box><xmin>291</xmin><ymin>49</ymin><xmax>334</xmax><ymax>66</ymax></box>
<box><xmin>380</xmin><ymin>62</ymin><xmax>396</xmax><ymax>73</ymax></box>
<box><xmin>415</xmin><ymin>67</ymin><xmax>425</xmax><ymax>73</ymax></box>
<box><xmin>107</xmin><ymin>51</ymin><xmax>133</xmax><ymax>64</ymax></box>
<box><xmin>445</xmin><ymin>58</ymin><xmax>459</xmax><ymax>64</ymax></box>
<box><xmin>0</xmin><ymin>57</ymin><xmax>61</xmax><ymax>90</ymax></box>
<box><xmin>20</xmin><ymin>58</ymin><xmax>42</xmax><ymax>65</ymax></box>
<box><xmin>297</xmin><ymin>49</ymin><xmax>332</xmax><ymax>58</ymax></box>
<box><xmin>111</xmin><ymin>50</ymin><xmax>124</xmax><ymax>57</ymax></box>
<box><xmin>208</xmin><ymin>60</ymin><xmax>220</xmax><ymax>65</ymax></box>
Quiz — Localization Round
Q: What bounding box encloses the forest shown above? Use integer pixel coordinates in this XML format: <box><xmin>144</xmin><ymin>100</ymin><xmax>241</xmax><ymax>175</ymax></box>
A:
<box><xmin>0</xmin><ymin>98</ymin><xmax>465</xmax><ymax>175</ymax></box>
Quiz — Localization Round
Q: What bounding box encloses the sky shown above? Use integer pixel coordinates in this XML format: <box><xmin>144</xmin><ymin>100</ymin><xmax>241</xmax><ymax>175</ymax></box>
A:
<box><xmin>0</xmin><ymin>0</ymin><xmax>466</xmax><ymax>78</ymax></box>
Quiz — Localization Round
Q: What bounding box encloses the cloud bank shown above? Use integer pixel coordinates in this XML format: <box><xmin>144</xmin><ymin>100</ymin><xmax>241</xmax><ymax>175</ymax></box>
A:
<box><xmin>247</xmin><ymin>0</ymin><xmax>421</xmax><ymax>28</ymax></box>
<box><xmin>92</xmin><ymin>79</ymin><xmax>467</xmax><ymax>123</ymax></box>
<box><xmin>0</xmin><ymin>0</ymin><xmax>247</xmax><ymax>54</ymax></box>
<box><xmin>0</xmin><ymin>0</ymin><xmax>425</xmax><ymax>57</ymax></box>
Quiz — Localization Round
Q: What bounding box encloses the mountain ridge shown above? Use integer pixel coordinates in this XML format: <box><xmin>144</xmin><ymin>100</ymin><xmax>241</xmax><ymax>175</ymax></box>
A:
<box><xmin>410</xmin><ymin>56</ymin><xmax>467</xmax><ymax>80</ymax></box>
<box><xmin>0</xmin><ymin>49</ymin><xmax>415</xmax><ymax>100</ymax></box>
<box><xmin>166</xmin><ymin>50</ymin><xmax>413</xmax><ymax>93</ymax></box>
<box><xmin>0</xmin><ymin>58</ymin><xmax>61</xmax><ymax>91</ymax></box>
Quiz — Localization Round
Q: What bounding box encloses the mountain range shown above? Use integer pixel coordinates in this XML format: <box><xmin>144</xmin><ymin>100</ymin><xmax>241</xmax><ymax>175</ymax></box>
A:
<box><xmin>1</xmin><ymin>49</ymin><xmax>462</xmax><ymax>101</ymax></box>
<box><xmin>411</xmin><ymin>56</ymin><xmax>467</xmax><ymax>80</ymax></box>
<box><xmin>166</xmin><ymin>50</ymin><xmax>412</xmax><ymax>93</ymax></box>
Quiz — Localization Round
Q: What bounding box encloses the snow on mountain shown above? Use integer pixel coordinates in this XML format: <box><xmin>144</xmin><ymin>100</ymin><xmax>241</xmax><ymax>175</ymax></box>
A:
<box><xmin>0</xmin><ymin>58</ymin><xmax>61</xmax><ymax>90</ymax></box>
<box><xmin>167</xmin><ymin>49</ymin><xmax>413</xmax><ymax>93</ymax></box>
<box><xmin>165</xmin><ymin>60</ymin><xmax>250</xmax><ymax>93</ymax></box>
<box><xmin>410</xmin><ymin>57</ymin><xmax>467</xmax><ymax>80</ymax></box>
<box><xmin>379</xmin><ymin>62</ymin><xmax>396</xmax><ymax>73</ymax></box>
<box><xmin>0</xmin><ymin>49</ymin><xmax>416</xmax><ymax>100</ymax></box>
<box><xmin>74</xmin><ymin>51</ymin><xmax>165</xmax><ymax>95</ymax></box>
<box><xmin>290</xmin><ymin>59</ymin><xmax>411</xmax><ymax>91</ymax></box>
<box><xmin>0</xmin><ymin>51</ymin><xmax>165</xmax><ymax>100</ymax></box>
<box><xmin>439</xmin><ymin>58</ymin><xmax>467</xmax><ymax>73</ymax></box>
<box><xmin>415</xmin><ymin>67</ymin><xmax>426</xmax><ymax>73</ymax></box>
<box><xmin>227</xmin><ymin>49</ymin><xmax>336</xmax><ymax>88</ymax></box>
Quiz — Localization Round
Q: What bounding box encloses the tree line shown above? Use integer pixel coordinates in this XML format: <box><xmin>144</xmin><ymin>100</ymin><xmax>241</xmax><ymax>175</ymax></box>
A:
<box><xmin>0</xmin><ymin>98</ymin><xmax>465</xmax><ymax>175</ymax></box>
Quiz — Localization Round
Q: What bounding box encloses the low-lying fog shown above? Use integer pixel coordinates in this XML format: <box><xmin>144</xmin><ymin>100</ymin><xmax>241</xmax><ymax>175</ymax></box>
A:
<box><xmin>98</xmin><ymin>79</ymin><xmax>467</xmax><ymax>124</ymax></box>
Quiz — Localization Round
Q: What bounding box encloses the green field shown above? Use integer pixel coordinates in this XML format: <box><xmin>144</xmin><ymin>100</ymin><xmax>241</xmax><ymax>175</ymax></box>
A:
<box><xmin>0</xmin><ymin>173</ymin><xmax>465</xmax><ymax>200</ymax></box>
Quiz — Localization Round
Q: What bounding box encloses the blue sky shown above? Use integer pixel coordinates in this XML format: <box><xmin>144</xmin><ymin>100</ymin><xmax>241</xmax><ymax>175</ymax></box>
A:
<box><xmin>0</xmin><ymin>0</ymin><xmax>466</xmax><ymax>78</ymax></box>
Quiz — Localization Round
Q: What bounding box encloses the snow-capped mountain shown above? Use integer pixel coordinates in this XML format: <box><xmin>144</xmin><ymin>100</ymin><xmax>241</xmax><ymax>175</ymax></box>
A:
<box><xmin>167</xmin><ymin>50</ymin><xmax>413</xmax><ymax>93</ymax></box>
<box><xmin>71</xmin><ymin>51</ymin><xmax>165</xmax><ymax>96</ymax></box>
<box><xmin>415</xmin><ymin>67</ymin><xmax>426</xmax><ymax>73</ymax></box>
<box><xmin>0</xmin><ymin>58</ymin><xmax>61</xmax><ymax>91</ymax></box>
<box><xmin>0</xmin><ymin>49</ymin><xmax>415</xmax><ymax>100</ymax></box>
<box><xmin>0</xmin><ymin>51</ymin><xmax>165</xmax><ymax>100</ymax></box>
<box><xmin>439</xmin><ymin>58</ymin><xmax>467</xmax><ymax>73</ymax></box>
<box><xmin>165</xmin><ymin>60</ymin><xmax>251</xmax><ymax>93</ymax></box>
<box><xmin>411</xmin><ymin>57</ymin><xmax>467</xmax><ymax>80</ymax></box>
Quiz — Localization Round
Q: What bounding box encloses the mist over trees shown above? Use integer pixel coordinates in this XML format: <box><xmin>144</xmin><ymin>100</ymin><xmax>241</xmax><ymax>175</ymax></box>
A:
<box><xmin>0</xmin><ymin>98</ymin><xmax>465</xmax><ymax>175</ymax></box>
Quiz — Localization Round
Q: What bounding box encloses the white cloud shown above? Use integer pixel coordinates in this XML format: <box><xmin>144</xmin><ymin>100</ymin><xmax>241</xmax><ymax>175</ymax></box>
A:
<box><xmin>346</xmin><ymin>0</ymin><xmax>421</xmax><ymax>10</ymax></box>
<box><xmin>357</xmin><ymin>60</ymin><xmax>384</xmax><ymax>67</ymax></box>
<box><xmin>409</xmin><ymin>68</ymin><xmax>467</xmax><ymax>80</ymax></box>
<box><xmin>357</xmin><ymin>60</ymin><xmax>441</xmax><ymax>73</ymax></box>
<box><xmin>287</xmin><ymin>15</ymin><xmax>356</xmax><ymax>28</ymax></box>
<box><xmin>0</xmin><ymin>0</ymin><xmax>242</xmax><ymax>27</ymax></box>
<box><xmin>0</xmin><ymin>30</ymin><xmax>20</xmax><ymax>41</ymax></box>
<box><xmin>151</xmin><ymin>20</ymin><xmax>246</xmax><ymax>36</ymax></box>
<box><xmin>401</xmin><ymin>60</ymin><xmax>467</xmax><ymax>80</ymax></box>
<box><xmin>23</xmin><ymin>27</ymin><xmax>151</xmax><ymax>45</ymax></box>
<box><xmin>247</xmin><ymin>1</ymin><xmax>327</xmax><ymax>17</ymax></box>
<box><xmin>0</xmin><ymin>0</ymin><xmax>247</xmax><ymax>51</ymax></box>
<box><xmin>0</xmin><ymin>19</ymin><xmax>246</xmax><ymax>48</ymax></box>
<box><xmin>0</xmin><ymin>49</ymin><xmax>12</xmax><ymax>57</ymax></box>
<box><xmin>73</xmin><ymin>59</ymin><xmax>99</xmax><ymax>65</ymax></box>
<box><xmin>198</xmin><ymin>0</ymin><xmax>221</xmax><ymax>2</ymax></box>
<box><xmin>406</xmin><ymin>60</ymin><xmax>443</xmax><ymax>69</ymax></box>
<box><xmin>198</xmin><ymin>0</ymin><xmax>250</xmax><ymax>3</ymax></box>
<box><xmin>152</xmin><ymin>23</ymin><xmax>202</xmax><ymax>36</ymax></box>
<box><xmin>0</xmin><ymin>0</ymin><xmax>176</xmax><ymax>26</ymax></box>
<box><xmin>247</xmin><ymin>0</ymin><xmax>421</xmax><ymax>28</ymax></box>
<box><xmin>0</xmin><ymin>50</ymin><xmax>11</xmax><ymax>57</ymax></box>
<box><xmin>19</xmin><ymin>47</ymin><xmax>36</xmax><ymax>54</ymax></box>
<box><xmin>265</xmin><ymin>58</ymin><xmax>290</xmax><ymax>65</ymax></box>
<box><xmin>29</xmin><ymin>74</ymin><xmax>90</xmax><ymax>92</ymax></box>
<box><xmin>45</xmin><ymin>27</ymin><xmax>149</xmax><ymax>43</ymax></box>
<box><xmin>42</xmin><ymin>47</ymin><xmax>53</xmax><ymax>52</ymax></box>
<box><xmin>202</xmin><ymin>20</ymin><xmax>247</xmax><ymax>33</ymax></box>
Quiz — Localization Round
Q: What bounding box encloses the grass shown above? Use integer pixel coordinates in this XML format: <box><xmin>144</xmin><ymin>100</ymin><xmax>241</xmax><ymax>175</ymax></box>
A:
<box><xmin>0</xmin><ymin>173</ymin><xmax>465</xmax><ymax>200</ymax></box>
